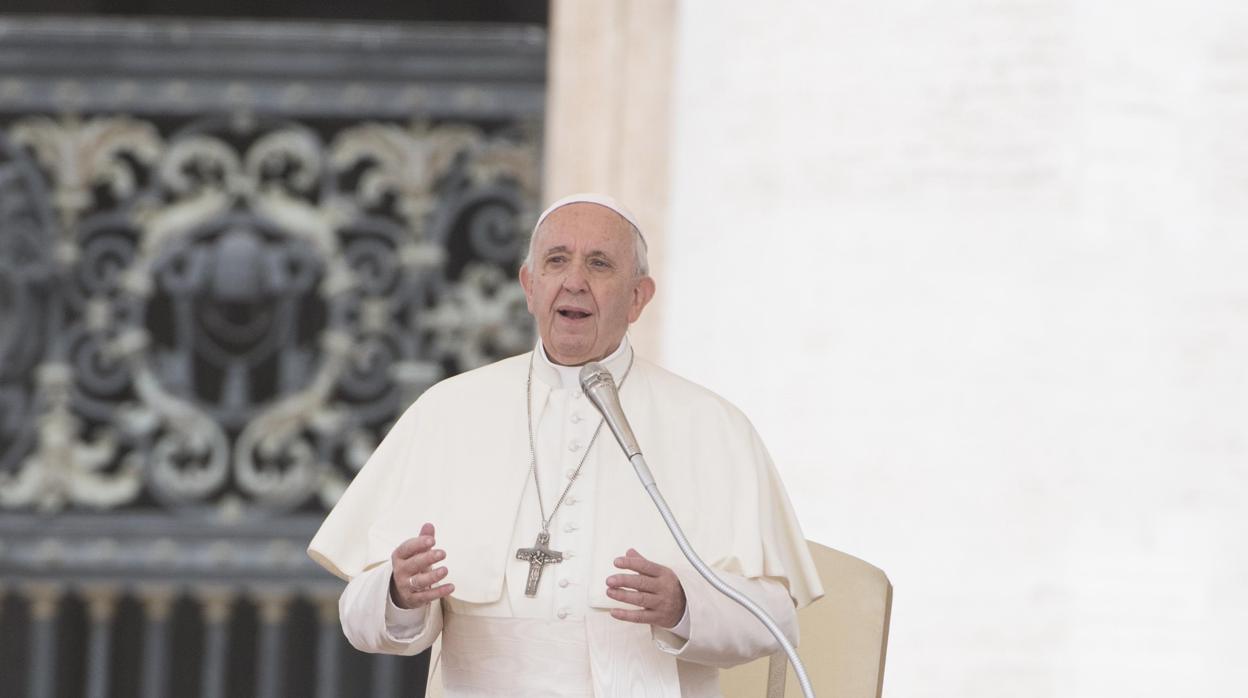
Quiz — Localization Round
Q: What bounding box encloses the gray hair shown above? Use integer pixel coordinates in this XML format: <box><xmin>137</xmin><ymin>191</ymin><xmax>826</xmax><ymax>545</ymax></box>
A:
<box><xmin>523</xmin><ymin>220</ymin><xmax>650</xmax><ymax>278</ymax></box>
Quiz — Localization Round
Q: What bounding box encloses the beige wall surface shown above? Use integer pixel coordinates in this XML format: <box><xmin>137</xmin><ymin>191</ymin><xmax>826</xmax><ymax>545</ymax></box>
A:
<box><xmin>544</xmin><ymin>0</ymin><xmax>677</xmax><ymax>359</ymax></box>
<box><xmin>653</xmin><ymin>1</ymin><xmax>1248</xmax><ymax>697</ymax></box>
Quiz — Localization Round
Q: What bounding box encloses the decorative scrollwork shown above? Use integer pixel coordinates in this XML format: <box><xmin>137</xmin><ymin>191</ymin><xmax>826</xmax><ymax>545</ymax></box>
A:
<box><xmin>0</xmin><ymin>134</ymin><xmax>57</xmax><ymax>479</ymax></box>
<box><xmin>10</xmin><ymin>115</ymin><xmax>162</xmax><ymax>232</ymax></box>
<box><xmin>422</xmin><ymin>264</ymin><xmax>532</xmax><ymax>371</ymax></box>
<box><xmin>0</xmin><ymin>363</ymin><xmax>142</xmax><ymax>512</ymax></box>
<box><xmin>0</xmin><ymin>113</ymin><xmax>539</xmax><ymax>518</ymax></box>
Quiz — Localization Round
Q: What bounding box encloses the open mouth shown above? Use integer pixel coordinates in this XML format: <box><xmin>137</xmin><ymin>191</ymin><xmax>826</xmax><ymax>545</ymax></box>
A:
<box><xmin>557</xmin><ymin>308</ymin><xmax>592</xmax><ymax>320</ymax></box>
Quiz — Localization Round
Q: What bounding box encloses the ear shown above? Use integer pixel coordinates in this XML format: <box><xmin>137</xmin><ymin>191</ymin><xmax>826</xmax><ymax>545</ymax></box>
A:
<box><xmin>627</xmin><ymin>276</ymin><xmax>656</xmax><ymax>324</ymax></box>
<box><xmin>519</xmin><ymin>263</ymin><xmax>536</xmax><ymax>314</ymax></box>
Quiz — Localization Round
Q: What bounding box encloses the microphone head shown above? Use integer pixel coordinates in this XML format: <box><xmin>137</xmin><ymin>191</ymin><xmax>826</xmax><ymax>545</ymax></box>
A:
<box><xmin>578</xmin><ymin>361</ymin><xmax>641</xmax><ymax>458</ymax></box>
<box><xmin>579</xmin><ymin>362</ymin><xmax>614</xmax><ymax>394</ymax></box>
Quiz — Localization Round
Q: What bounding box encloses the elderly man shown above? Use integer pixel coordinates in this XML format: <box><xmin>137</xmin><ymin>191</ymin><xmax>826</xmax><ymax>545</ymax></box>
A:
<box><xmin>309</xmin><ymin>194</ymin><xmax>822</xmax><ymax>697</ymax></box>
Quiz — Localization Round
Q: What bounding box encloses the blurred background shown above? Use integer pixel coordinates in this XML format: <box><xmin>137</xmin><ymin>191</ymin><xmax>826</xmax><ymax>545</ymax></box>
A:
<box><xmin>1</xmin><ymin>1</ymin><xmax>1245</xmax><ymax>697</ymax></box>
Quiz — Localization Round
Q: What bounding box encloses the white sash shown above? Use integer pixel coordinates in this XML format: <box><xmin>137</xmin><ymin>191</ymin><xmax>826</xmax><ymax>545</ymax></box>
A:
<box><xmin>440</xmin><ymin>611</ymin><xmax>595</xmax><ymax>697</ymax></box>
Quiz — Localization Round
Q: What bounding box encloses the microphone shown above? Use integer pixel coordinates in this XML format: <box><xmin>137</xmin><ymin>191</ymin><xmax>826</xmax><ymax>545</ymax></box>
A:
<box><xmin>579</xmin><ymin>362</ymin><xmax>641</xmax><ymax>458</ymax></box>
<box><xmin>577</xmin><ymin>360</ymin><xmax>817</xmax><ymax>697</ymax></box>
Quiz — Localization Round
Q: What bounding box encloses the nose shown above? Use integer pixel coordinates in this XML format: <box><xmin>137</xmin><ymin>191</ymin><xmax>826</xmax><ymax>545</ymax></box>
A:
<box><xmin>561</xmin><ymin>265</ymin><xmax>589</xmax><ymax>293</ymax></box>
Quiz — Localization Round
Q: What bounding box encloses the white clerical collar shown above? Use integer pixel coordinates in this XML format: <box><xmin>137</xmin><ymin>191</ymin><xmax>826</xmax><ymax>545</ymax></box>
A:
<box><xmin>533</xmin><ymin>337</ymin><xmax>633</xmax><ymax>391</ymax></box>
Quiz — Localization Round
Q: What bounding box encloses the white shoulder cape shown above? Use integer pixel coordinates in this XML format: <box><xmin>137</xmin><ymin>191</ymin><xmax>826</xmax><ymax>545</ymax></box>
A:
<box><xmin>308</xmin><ymin>353</ymin><xmax>823</xmax><ymax>611</ymax></box>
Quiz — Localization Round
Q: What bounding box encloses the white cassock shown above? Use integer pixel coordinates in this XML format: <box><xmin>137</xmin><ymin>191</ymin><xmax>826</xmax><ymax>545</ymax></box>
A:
<box><xmin>308</xmin><ymin>339</ymin><xmax>823</xmax><ymax>697</ymax></box>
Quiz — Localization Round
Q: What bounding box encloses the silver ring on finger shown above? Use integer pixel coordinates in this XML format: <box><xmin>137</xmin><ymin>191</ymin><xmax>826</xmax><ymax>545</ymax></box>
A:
<box><xmin>409</xmin><ymin>575</ymin><xmax>423</xmax><ymax>592</ymax></box>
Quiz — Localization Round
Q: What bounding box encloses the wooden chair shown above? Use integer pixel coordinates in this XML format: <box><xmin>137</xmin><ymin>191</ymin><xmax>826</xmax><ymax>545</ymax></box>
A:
<box><xmin>721</xmin><ymin>542</ymin><xmax>893</xmax><ymax>698</ymax></box>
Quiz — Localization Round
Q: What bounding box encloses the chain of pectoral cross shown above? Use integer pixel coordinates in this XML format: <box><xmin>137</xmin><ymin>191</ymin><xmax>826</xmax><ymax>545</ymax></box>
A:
<box><xmin>516</xmin><ymin>350</ymin><xmax>635</xmax><ymax>596</ymax></box>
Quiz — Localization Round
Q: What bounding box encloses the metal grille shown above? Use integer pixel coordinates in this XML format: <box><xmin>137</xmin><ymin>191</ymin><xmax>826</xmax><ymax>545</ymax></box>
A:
<box><xmin>0</xmin><ymin>16</ymin><xmax>544</xmax><ymax>697</ymax></box>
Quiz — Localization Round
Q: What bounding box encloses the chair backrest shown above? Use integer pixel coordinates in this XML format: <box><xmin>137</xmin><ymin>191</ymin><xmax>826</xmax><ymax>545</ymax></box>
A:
<box><xmin>721</xmin><ymin>542</ymin><xmax>893</xmax><ymax>698</ymax></box>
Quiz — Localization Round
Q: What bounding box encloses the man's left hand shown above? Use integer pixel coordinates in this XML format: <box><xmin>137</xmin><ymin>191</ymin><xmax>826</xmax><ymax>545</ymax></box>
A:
<box><xmin>605</xmin><ymin>548</ymin><xmax>687</xmax><ymax>629</ymax></box>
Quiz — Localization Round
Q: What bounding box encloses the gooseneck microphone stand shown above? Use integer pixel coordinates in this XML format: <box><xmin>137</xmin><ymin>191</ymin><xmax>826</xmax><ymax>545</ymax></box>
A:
<box><xmin>580</xmin><ymin>363</ymin><xmax>816</xmax><ymax>698</ymax></box>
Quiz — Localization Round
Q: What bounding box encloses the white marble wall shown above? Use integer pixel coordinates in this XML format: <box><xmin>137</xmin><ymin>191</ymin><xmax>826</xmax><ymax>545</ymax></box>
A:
<box><xmin>661</xmin><ymin>1</ymin><xmax>1248</xmax><ymax>695</ymax></box>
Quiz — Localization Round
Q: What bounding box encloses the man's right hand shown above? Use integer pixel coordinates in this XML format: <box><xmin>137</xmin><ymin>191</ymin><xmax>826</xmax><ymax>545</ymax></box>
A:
<box><xmin>389</xmin><ymin>522</ymin><xmax>455</xmax><ymax>609</ymax></box>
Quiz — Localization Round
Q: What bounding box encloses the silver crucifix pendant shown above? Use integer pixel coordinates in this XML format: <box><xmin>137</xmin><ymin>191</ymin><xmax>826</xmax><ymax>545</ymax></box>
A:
<box><xmin>516</xmin><ymin>529</ymin><xmax>564</xmax><ymax>597</ymax></box>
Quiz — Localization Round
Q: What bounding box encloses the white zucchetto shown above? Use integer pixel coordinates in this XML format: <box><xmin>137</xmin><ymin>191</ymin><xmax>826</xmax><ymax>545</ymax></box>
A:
<box><xmin>534</xmin><ymin>192</ymin><xmax>645</xmax><ymax>244</ymax></box>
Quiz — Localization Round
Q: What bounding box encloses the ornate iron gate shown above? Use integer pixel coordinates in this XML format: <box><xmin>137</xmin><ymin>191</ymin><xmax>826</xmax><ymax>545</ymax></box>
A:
<box><xmin>0</xmin><ymin>16</ymin><xmax>544</xmax><ymax>698</ymax></box>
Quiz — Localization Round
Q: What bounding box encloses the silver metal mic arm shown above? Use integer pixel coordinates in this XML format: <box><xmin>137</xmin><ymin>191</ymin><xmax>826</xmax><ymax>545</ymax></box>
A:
<box><xmin>579</xmin><ymin>363</ymin><xmax>817</xmax><ymax>698</ymax></box>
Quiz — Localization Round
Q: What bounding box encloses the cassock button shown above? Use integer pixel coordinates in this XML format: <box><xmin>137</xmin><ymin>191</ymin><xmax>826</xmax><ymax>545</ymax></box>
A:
<box><xmin>557</xmin><ymin>608</ymin><xmax>569</xmax><ymax>619</ymax></box>
<box><xmin>568</xmin><ymin>441</ymin><xmax>581</xmax><ymax>452</ymax></box>
<box><xmin>565</xmin><ymin>469</ymin><xmax>576</xmax><ymax>480</ymax></box>
<box><xmin>565</xmin><ymin>495</ymin><xmax>577</xmax><ymax>505</ymax></box>
<box><xmin>571</xmin><ymin>413</ymin><xmax>582</xmax><ymax>424</ymax></box>
<box><xmin>563</xmin><ymin>522</ymin><xmax>578</xmax><ymax>532</ymax></box>
<box><xmin>564</xmin><ymin>550</ymin><xmax>575</xmax><ymax>559</ymax></box>
<box><xmin>559</xmin><ymin>579</ymin><xmax>570</xmax><ymax>588</ymax></box>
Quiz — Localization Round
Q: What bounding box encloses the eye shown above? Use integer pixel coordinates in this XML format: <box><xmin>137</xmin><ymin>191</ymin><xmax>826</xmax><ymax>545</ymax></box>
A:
<box><xmin>589</xmin><ymin>258</ymin><xmax>611</xmax><ymax>269</ymax></box>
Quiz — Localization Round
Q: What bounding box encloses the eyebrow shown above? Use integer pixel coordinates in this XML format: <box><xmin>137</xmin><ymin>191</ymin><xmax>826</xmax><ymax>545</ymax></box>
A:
<box><xmin>541</xmin><ymin>246</ymin><xmax>615</xmax><ymax>260</ymax></box>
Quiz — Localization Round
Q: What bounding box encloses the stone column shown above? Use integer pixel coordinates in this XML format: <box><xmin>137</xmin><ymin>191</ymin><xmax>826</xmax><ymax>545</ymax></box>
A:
<box><xmin>313</xmin><ymin>593</ymin><xmax>342</xmax><ymax>698</ymax></box>
<box><xmin>197</xmin><ymin>586</ymin><xmax>234</xmax><ymax>698</ymax></box>
<box><xmin>138</xmin><ymin>586</ymin><xmax>176</xmax><ymax>698</ymax></box>
<box><xmin>254</xmin><ymin>589</ymin><xmax>292</xmax><ymax>698</ymax></box>
<box><xmin>82</xmin><ymin>585</ymin><xmax>121</xmax><ymax>698</ymax></box>
<box><xmin>24</xmin><ymin>583</ymin><xmax>63</xmax><ymax>698</ymax></box>
<box><xmin>544</xmin><ymin>0</ymin><xmax>679</xmax><ymax>358</ymax></box>
<box><xmin>371</xmin><ymin>654</ymin><xmax>400</xmax><ymax>698</ymax></box>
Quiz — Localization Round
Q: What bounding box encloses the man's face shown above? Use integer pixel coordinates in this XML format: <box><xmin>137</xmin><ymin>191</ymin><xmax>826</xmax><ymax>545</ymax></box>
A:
<box><xmin>519</xmin><ymin>203</ymin><xmax>655</xmax><ymax>366</ymax></box>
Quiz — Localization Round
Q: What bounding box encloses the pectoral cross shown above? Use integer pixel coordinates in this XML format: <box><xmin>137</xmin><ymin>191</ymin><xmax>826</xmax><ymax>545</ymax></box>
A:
<box><xmin>516</xmin><ymin>530</ymin><xmax>563</xmax><ymax>597</ymax></box>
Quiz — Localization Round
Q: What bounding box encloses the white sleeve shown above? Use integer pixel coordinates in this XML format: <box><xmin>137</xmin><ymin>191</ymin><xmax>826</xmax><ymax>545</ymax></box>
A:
<box><xmin>652</xmin><ymin>566</ymin><xmax>798</xmax><ymax>668</ymax></box>
<box><xmin>384</xmin><ymin>586</ymin><xmax>430</xmax><ymax>638</ymax></box>
<box><xmin>339</xmin><ymin>560</ymin><xmax>443</xmax><ymax>656</ymax></box>
<box><xmin>666</xmin><ymin>602</ymin><xmax>692</xmax><ymax>640</ymax></box>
